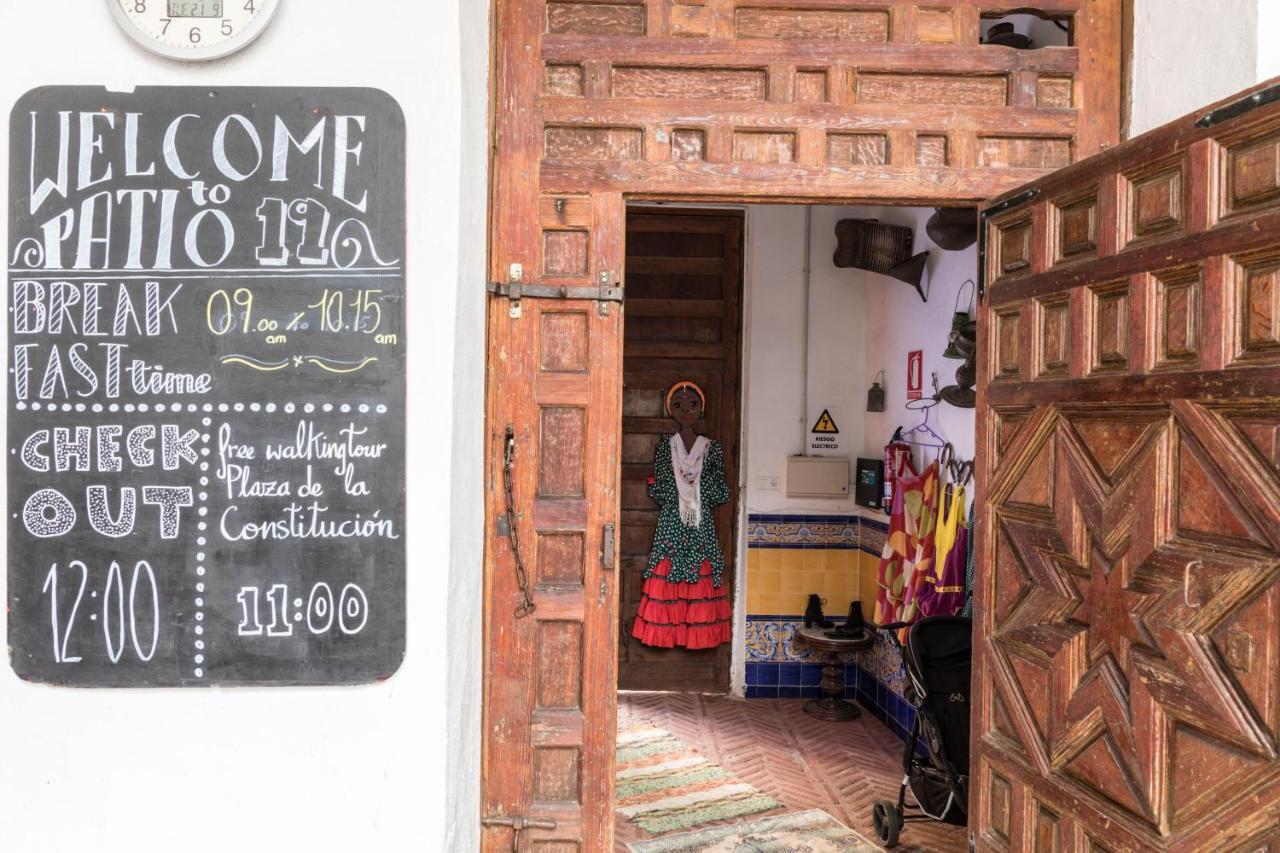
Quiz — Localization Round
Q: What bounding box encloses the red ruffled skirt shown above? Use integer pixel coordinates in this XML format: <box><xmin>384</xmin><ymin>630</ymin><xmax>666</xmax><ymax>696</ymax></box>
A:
<box><xmin>631</xmin><ymin>559</ymin><xmax>731</xmax><ymax>650</ymax></box>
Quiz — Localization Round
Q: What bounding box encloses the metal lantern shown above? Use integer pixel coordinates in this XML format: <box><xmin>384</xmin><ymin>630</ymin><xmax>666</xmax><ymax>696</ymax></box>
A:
<box><xmin>867</xmin><ymin>370</ymin><xmax>886</xmax><ymax>412</ymax></box>
<box><xmin>943</xmin><ymin>279</ymin><xmax>976</xmax><ymax>359</ymax></box>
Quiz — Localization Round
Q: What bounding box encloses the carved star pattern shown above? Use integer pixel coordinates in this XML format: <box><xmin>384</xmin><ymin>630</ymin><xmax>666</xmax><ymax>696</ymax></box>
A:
<box><xmin>990</xmin><ymin>408</ymin><xmax>1277</xmax><ymax>833</ymax></box>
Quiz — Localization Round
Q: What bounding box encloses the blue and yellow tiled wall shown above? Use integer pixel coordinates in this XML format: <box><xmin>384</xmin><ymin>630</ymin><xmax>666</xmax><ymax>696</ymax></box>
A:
<box><xmin>744</xmin><ymin>513</ymin><xmax>918</xmax><ymax>742</ymax></box>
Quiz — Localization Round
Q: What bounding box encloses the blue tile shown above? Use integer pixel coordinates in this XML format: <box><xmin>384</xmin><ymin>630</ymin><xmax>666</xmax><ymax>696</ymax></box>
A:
<box><xmin>802</xmin><ymin>664</ymin><xmax>823</xmax><ymax>686</ymax></box>
<box><xmin>778</xmin><ymin>686</ymin><xmax>803</xmax><ymax>698</ymax></box>
<box><xmin>757</xmin><ymin>663</ymin><xmax>779</xmax><ymax>686</ymax></box>
<box><xmin>779</xmin><ymin>663</ymin><xmax>802</xmax><ymax>686</ymax></box>
<box><xmin>745</xmin><ymin>663</ymin><xmax>759</xmax><ymax>685</ymax></box>
<box><xmin>802</xmin><ymin>685</ymin><xmax>822</xmax><ymax>699</ymax></box>
<box><xmin>843</xmin><ymin>663</ymin><xmax>857</xmax><ymax>689</ymax></box>
<box><xmin>746</xmin><ymin>685</ymin><xmax>778</xmax><ymax>699</ymax></box>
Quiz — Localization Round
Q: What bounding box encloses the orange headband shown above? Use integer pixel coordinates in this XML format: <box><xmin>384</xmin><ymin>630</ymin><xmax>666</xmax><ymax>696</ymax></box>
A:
<box><xmin>665</xmin><ymin>381</ymin><xmax>706</xmax><ymax>416</ymax></box>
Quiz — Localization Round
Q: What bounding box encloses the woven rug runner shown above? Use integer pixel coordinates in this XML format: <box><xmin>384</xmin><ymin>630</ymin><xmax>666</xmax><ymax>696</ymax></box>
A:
<box><xmin>626</xmin><ymin>808</ymin><xmax>882</xmax><ymax>852</ymax></box>
<box><xmin>616</xmin><ymin>726</ymin><xmax>782</xmax><ymax>835</ymax></box>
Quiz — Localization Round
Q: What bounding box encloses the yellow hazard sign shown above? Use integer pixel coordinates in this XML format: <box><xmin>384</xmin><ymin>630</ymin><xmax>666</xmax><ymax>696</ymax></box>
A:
<box><xmin>811</xmin><ymin>409</ymin><xmax>839</xmax><ymax>434</ymax></box>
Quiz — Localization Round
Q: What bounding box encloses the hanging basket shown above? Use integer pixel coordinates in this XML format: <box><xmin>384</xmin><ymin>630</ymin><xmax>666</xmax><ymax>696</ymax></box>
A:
<box><xmin>833</xmin><ymin>218</ymin><xmax>913</xmax><ymax>274</ymax></box>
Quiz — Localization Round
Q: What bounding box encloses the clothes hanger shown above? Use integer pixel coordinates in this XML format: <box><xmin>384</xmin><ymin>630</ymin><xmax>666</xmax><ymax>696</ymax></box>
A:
<box><xmin>900</xmin><ymin>373</ymin><xmax>946</xmax><ymax>461</ymax></box>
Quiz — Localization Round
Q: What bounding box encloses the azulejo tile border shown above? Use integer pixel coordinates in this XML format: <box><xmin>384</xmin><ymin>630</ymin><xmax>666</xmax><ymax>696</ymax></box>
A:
<box><xmin>745</xmin><ymin>616</ymin><xmax>817</xmax><ymax>663</ymax></box>
<box><xmin>746</xmin><ymin>514</ymin><xmax>859</xmax><ymax>549</ymax></box>
<box><xmin>858</xmin><ymin>516</ymin><xmax>888</xmax><ymax>555</ymax></box>
<box><xmin>746</xmin><ymin>617</ymin><xmax>906</xmax><ymax>698</ymax></box>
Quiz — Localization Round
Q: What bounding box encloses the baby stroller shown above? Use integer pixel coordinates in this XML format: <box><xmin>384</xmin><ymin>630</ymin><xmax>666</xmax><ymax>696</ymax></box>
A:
<box><xmin>871</xmin><ymin>615</ymin><xmax>972</xmax><ymax>848</ymax></box>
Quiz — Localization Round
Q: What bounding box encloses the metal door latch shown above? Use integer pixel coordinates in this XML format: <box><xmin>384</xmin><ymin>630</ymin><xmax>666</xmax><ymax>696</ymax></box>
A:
<box><xmin>481</xmin><ymin>815</ymin><xmax>558</xmax><ymax>851</ymax></box>
<box><xmin>488</xmin><ymin>267</ymin><xmax>623</xmax><ymax>318</ymax></box>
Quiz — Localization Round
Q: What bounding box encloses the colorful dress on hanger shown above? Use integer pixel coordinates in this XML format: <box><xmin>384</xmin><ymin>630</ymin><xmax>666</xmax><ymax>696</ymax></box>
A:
<box><xmin>630</xmin><ymin>434</ymin><xmax>732</xmax><ymax>649</ymax></box>
<box><xmin>874</xmin><ymin>457</ymin><xmax>939</xmax><ymax>641</ymax></box>
<box><xmin>918</xmin><ymin>480</ymin><xmax>967</xmax><ymax>618</ymax></box>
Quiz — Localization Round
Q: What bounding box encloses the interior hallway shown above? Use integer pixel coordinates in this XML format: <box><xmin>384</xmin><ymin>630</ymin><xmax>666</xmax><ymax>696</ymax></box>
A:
<box><xmin>617</xmin><ymin>691</ymin><xmax>966</xmax><ymax>851</ymax></box>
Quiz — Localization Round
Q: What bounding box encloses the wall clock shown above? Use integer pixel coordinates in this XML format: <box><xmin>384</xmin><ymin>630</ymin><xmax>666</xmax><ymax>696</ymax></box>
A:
<box><xmin>107</xmin><ymin>0</ymin><xmax>280</xmax><ymax>62</ymax></box>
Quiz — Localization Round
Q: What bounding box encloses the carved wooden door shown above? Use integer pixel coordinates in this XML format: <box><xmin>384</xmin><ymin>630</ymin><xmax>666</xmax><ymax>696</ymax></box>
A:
<box><xmin>973</xmin><ymin>78</ymin><xmax>1280</xmax><ymax>851</ymax></box>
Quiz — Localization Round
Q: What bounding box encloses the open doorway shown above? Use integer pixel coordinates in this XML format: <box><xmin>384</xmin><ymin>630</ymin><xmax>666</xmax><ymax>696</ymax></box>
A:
<box><xmin>615</xmin><ymin>202</ymin><xmax>977</xmax><ymax>851</ymax></box>
<box><xmin>618</xmin><ymin>209</ymin><xmax>744</xmax><ymax>693</ymax></box>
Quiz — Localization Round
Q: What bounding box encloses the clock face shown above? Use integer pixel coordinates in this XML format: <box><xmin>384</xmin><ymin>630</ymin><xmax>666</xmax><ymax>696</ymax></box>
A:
<box><xmin>107</xmin><ymin>0</ymin><xmax>280</xmax><ymax>61</ymax></box>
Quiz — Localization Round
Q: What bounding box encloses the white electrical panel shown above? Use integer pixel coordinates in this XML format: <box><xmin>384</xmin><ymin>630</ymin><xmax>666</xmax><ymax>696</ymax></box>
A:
<box><xmin>786</xmin><ymin>455</ymin><xmax>850</xmax><ymax>499</ymax></box>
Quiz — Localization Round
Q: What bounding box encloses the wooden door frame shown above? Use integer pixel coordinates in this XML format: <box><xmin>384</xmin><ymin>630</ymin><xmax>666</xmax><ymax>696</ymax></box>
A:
<box><xmin>481</xmin><ymin>1</ymin><xmax>1131</xmax><ymax>845</ymax></box>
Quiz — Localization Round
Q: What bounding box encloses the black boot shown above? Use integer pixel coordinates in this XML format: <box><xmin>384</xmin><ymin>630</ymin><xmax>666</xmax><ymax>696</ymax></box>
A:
<box><xmin>844</xmin><ymin>601</ymin><xmax>865</xmax><ymax>632</ymax></box>
<box><xmin>804</xmin><ymin>594</ymin><xmax>834</xmax><ymax>629</ymax></box>
<box><xmin>826</xmin><ymin>601</ymin><xmax>866</xmax><ymax>637</ymax></box>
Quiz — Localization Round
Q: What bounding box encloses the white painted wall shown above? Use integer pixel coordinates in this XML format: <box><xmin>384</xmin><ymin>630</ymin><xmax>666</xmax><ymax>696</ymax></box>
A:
<box><xmin>1129</xmin><ymin>0</ymin><xmax>1259</xmax><ymax>135</ymax></box>
<box><xmin>741</xmin><ymin>206</ymin><xmax>977</xmax><ymax>520</ymax></box>
<box><xmin>741</xmin><ymin>206</ymin><xmax>868</xmax><ymax>516</ymax></box>
<box><xmin>0</xmin><ymin>2</ymin><xmax>486</xmax><ymax>852</ymax></box>
<box><xmin>1258</xmin><ymin>2</ymin><xmax>1280</xmax><ymax>81</ymax></box>
<box><xmin>856</xmin><ymin>207</ymin><xmax>978</xmax><ymax>482</ymax></box>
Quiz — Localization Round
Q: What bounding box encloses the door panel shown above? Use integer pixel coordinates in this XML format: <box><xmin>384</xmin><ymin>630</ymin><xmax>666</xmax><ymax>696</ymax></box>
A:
<box><xmin>974</xmin><ymin>79</ymin><xmax>1280</xmax><ymax>851</ymax></box>
<box><xmin>482</xmin><ymin>294</ymin><xmax>622</xmax><ymax>852</ymax></box>
<box><xmin>618</xmin><ymin>209</ymin><xmax>743</xmax><ymax>692</ymax></box>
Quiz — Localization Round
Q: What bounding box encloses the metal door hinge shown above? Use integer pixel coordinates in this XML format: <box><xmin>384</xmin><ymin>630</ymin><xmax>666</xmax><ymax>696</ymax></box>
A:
<box><xmin>1197</xmin><ymin>83</ymin><xmax>1280</xmax><ymax>128</ymax></box>
<box><xmin>488</xmin><ymin>268</ymin><xmax>623</xmax><ymax>318</ymax></box>
<box><xmin>481</xmin><ymin>815</ymin><xmax>558</xmax><ymax>851</ymax></box>
<box><xmin>601</xmin><ymin>522</ymin><xmax>616</xmax><ymax>569</ymax></box>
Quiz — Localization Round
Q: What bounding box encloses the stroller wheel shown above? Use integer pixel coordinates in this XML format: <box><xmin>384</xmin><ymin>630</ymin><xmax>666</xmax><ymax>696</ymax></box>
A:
<box><xmin>872</xmin><ymin>800</ymin><xmax>902</xmax><ymax>848</ymax></box>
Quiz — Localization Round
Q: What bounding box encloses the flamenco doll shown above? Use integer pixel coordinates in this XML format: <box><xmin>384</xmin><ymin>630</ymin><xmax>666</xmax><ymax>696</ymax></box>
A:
<box><xmin>631</xmin><ymin>380</ymin><xmax>732</xmax><ymax>650</ymax></box>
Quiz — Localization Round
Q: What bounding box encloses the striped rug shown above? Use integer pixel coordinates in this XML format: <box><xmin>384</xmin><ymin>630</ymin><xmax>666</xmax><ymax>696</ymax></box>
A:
<box><xmin>616</xmin><ymin>726</ymin><xmax>782</xmax><ymax>835</ymax></box>
<box><xmin>627</xmin><ymin>808</ymin><xmax>881</xmax><ymax>852</ymax></box>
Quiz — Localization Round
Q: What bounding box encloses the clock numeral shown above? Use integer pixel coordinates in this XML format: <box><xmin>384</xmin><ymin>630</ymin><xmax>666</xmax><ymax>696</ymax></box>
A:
<box><xmin>135</xmin><ymin>0</ymin><xmax>147</xmax><ymax>13</ymax></box>
<box><xmin>221</xmin><ymin>18</ymin><xmax>233</xmax><ymax>36</ymax></box>
<box><xmin>244</xmin><ymin>0</ymin><xmax>256</xmax><ymax>11</ymax></box>
<box><xmin>160</xmin><ymin>17</ymin><xmax>172</xmax><ymax>34</ymax></box>
<box><xmin>189</xmin><ymin>26</ymin><xmax>202</xmax><ymax>43</ymax></box>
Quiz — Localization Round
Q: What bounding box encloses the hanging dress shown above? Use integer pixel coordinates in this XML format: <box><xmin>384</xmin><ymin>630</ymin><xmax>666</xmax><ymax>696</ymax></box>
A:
<box><xmin>918</xmin><ymin>481</ymin><xmax>967</xmax><ymax>618</ymax></box>
<box><xmin>961</xmin><ymin>502</ymin><xmax>976</xmax><ymax>619</ymax></box>
<box><xmin>874</xmin><ymin>457</ymin><xmax>940</xmax><ymax>641</ymax></box>
<box><xmin>630</xmin><ymin>435</ymin><xmax>732</xmax><ymax>649</ymax></box>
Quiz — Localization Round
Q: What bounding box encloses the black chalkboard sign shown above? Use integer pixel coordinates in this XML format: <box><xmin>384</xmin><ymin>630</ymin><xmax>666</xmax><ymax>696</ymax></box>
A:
<box><xmin>7</xmin><ymin>86</ymin><xmax>406</xmax><ymax>686</ymax></box>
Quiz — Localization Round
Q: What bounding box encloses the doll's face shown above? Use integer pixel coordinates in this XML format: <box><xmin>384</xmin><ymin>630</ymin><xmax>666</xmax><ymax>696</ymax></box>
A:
<box><xmin>669</xmin><ymin>387</ymin><xmax>704</xmax><ymax>428</ymax></box>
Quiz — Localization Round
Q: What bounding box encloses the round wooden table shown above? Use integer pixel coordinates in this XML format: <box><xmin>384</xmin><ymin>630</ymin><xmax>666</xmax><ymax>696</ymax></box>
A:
<box><xmin>795</xmin><ymin>624</ymin><xmax>875</xmax><ymax>721</ymax></box>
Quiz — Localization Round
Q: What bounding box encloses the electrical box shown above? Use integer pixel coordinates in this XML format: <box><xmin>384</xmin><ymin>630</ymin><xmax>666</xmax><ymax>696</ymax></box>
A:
<box><xmin>786</xmin><ymin>455</ymin><xmax>850</xmax><ymax>499</ymax></box>
<box><xmin>855</xmin><ymin>457</ymin><xmax>884</xmax><ymax>510</ymax></box>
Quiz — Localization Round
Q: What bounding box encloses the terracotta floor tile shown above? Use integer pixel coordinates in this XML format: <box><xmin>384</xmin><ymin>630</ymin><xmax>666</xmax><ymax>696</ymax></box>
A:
<box><xmin>616</xmin><ymin>691</ymin><xmax>967</xmax><ymax>852</ymax></box>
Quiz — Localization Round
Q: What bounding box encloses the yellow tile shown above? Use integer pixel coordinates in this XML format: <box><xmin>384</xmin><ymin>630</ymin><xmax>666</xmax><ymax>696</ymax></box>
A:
<box><xmin>860</xmin><ymin>562</ymin><xmax>879</xmax><ymax>611</ymax></box>
<box><xmin>747</xmin><ymin>590</ymin><xmax>763</xmax><ymax>614</ymax></box>
<box><xmin>780</xmin><ymin>591</ymin><xmax>807</xmax><ymax>616</ymax></box>
<box><xmin>778</xmin><ymin>549</ymin><xmax>803</xmax><ymax>573</ymax></box>
<box><xmin>781</xmin><ymin>569</ymin><xmax>807</xmax><ymax>596</ymax></box>
<box><xmin>758</xmin><ymin>592</ymin><xmax>782</xmax><ymax>614</ymax></box>
<box><xmin>747</xmin><ymin>548</ymin><xmax>763</xmax><ymax>574</ymax></box>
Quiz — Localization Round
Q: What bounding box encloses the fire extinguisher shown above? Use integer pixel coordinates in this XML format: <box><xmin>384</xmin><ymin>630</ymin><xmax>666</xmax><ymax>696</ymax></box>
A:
<box><xmin>882</xmin><ymin>427</ymin><xmax>912</xmax><ymax>515</ymax></box>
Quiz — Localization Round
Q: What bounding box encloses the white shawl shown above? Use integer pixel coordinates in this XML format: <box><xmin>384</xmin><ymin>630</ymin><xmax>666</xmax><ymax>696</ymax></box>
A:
<box><xmin>670</xmin><ymin>434</ymin><xmax>710</xmax><ymax>529</ymax></box>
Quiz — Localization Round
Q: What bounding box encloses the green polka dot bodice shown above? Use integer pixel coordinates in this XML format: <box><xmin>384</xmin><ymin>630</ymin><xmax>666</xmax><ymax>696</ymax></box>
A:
<box><xmin>645</xmin><ymin>436</ymin><xmax>730</xmax><ymax>586</ymax></box>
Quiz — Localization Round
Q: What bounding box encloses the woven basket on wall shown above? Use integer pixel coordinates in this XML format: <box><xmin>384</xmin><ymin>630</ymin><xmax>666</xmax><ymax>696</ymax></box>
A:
<box><xmin>832</xmin><ymin>218</ymin><xmax>914</xmax><ymax>274</ymax></box>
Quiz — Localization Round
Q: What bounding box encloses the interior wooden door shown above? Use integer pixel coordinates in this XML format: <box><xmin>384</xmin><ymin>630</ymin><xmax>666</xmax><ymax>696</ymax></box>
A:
<box><xmin>973</xmin><ymin>78</ymin><xmax>1280</xmax><ymax>851</ymax></box>
<box><xmin>618</xmin><ymin>209</ymin><xmax>743</xmax><ymax>692</ymax></box>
